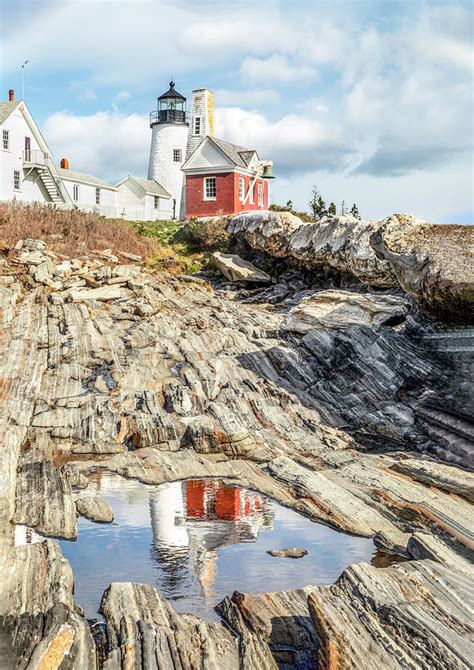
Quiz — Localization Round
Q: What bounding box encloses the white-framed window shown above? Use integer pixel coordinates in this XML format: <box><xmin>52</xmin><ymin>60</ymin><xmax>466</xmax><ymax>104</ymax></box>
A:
<box><xmin>204</xmin><ymin>176</ymin><xmax>216</xmax><ymax>200</ymax></box>
<box><xmin>257</xmin><ymin>181</ymin><xmax>263</xmax><ymax>207</ymax></box>
<box><xmin>193</xmin><ymin>116</ymin><xmax>202</xmax><ymax>136</ymax></box>
<box><xmin>154</xmin><ymin>195</ymin><xmax>159</xmax><ymax>209</ymax></box>
<box><xmin>2</xmin><ymin>130</ymin><xmax>9</xmax><ymax>150</ymax></box>
<box><xmin>239</xmin><ymin>176</ymin><xmax>245</xmax><ymax>201</ymax></box>
<box><xmin>249</xmin><ymin>182</ymin><xmax>254</xmax><ymax>204</ymax></box>
<box><xmin>95</xmin><ymin>187</ymin><xmax>100</xmax><ymax>205</ymax></box>
<box><xmin>173</xmin><ymin>148</ymin><xmax>182</xmax><ymax>162</ymax></box>
<box><xmin>13</xmin><ymin>170</ymin><xmax>20</xmax><ymax>190</ymax></box>
<box><xmin>73</xmin><ymin>184</ymin><xmax>79</xmax><ymax>202</ymax></box>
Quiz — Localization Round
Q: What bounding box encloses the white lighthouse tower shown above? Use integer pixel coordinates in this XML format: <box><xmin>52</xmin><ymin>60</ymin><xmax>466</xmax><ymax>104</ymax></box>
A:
<box><xmin>148</xmin><ymin>82</ymin><xmax>188</xmax><ymax>219</ymax></box>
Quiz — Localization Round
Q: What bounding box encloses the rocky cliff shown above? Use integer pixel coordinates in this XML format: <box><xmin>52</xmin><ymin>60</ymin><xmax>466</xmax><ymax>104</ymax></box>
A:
<box><xmin>0</xmin><ymin>216</ymin><xmax>472</xmax><ymax>669</ymax></box>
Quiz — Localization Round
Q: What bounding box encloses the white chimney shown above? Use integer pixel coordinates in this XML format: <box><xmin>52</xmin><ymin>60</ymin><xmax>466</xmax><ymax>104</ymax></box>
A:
<box><xmin>186</xmin><ymin>88</ymin><xmax>214</xmax><ymax>159</ymax></box>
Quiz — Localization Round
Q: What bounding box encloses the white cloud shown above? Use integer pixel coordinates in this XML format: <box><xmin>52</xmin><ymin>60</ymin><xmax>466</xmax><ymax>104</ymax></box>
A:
<box><xmin>214</xmin><ymin>88</ymin><xmax>281</xmax><ymax>107</ymax></box>
<box><xmin>8</xmin><ymin>0</ymin><xmax>471</xmax><ymax>221</ymax></box>
<box><xmin>42</xmin><ymin>111</ymin><xmax>149</xmax><ymax>183</ymax></box>
<box><xmin>240</xmin><ymin>55</ymin><xmax>318</xmax><ymax>84</ymax></box>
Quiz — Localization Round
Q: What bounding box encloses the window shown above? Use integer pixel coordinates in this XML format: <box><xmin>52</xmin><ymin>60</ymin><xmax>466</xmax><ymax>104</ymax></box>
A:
<box><xmin>95</xmin><ymin>187</ymin><xmax>100</xmax><ymax>204</ymax></box>
<box><xmin>2</xmin><ymin>130</ymin><xmax>9</xmax><ymax>150</ymax></box>
<box><xmin>73</xmin><ymin>184</ymin><xmax>79</xmax><ymax>202</ymax></box>
<box><xmin>154</xmin><ymin>195</ymin><xmax>159</xmax><ymax>209</ymax></box>
<box><xmin>204</xmin><ymin>176</ymin><xmax>216</xmax><ymax>200</ymax></box>
<box><xmin>249</xmin><ymin>182</ymin><xmax>254</xmax><ymax>204</ymax></box>
<box><xmin>13</xmin><ymin>170</ymin><xmax>20</xmax><ymax>190</ymax></box>
<box><xmin>193</xmin><ymin>116</ymin><xmax>202</xmax><ymax>136</ymax></box>
<box><xmin>239</xmin><ymin>176</ymin><xmax>245</xmax><ymax>201</ymax></box>
<box><xmin>258</xmin><ymin>182</ymin><xmax>263</xmax><ymax>207</ymax></box>
<box><xmin>173</xmin><ymin>148</ymin><xmax>182</xmax><ymax>162</ymax></box>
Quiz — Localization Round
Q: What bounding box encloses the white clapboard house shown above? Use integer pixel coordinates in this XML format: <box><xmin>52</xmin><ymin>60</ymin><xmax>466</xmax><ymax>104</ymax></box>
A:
<box><xmin>0</xmin><ymin>90</ymin><xmax>172</xmax><ymax>220</ymax></box>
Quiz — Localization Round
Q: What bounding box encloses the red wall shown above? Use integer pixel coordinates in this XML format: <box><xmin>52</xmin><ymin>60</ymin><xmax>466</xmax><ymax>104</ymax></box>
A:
<box><xmin>185</xmin><ymin>171</ymin><xmax>269</xmax><ymax>218</ymax></box>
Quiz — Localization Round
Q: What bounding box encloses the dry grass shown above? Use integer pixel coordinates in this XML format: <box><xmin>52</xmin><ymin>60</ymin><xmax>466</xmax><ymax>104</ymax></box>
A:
<box><xmin>0</xmin><ymin>202</ymin><xmax>158</xmax><ymax>260</ymax></box>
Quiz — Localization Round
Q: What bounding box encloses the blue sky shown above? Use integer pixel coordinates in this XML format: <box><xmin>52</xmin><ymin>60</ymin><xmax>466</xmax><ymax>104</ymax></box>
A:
<box><xmin>1</xmin><ymin>0</ymin><xmax>472</xmax><ymax>222</ymax></box>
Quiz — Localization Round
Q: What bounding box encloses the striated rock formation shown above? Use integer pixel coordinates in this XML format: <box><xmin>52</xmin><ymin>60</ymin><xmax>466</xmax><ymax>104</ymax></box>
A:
<box><xmin>229</xmin><ymin>210</ymin><xmax>474</xmax><ymax>320</ymax></box>
<box><xmin>371</xmin><ymin>215</ymin><xmax>474</xmax><ymax>320</ymax></box>
<box><xmin>100</xmin><ymin>582</ymin><xmax>240</xmax><ymax>669</ymax></box>
<box><xmin>0</xmin><ymin>234</ymin><xmax>472</xmax><ymax>668</ymax></box>
<box><xmin>283</xmin><ymin>289</ymin><xmax>409</xmax><ymax>332</ymax></box>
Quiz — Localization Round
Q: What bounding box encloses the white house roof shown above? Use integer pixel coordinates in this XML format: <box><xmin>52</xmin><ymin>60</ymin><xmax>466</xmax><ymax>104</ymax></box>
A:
<box><xmin>182</xmin><ymin>135</ymin><xmax>259</xmax><ymax>172</ymax></box>
<box><xmin>57</xmin><ymin>167</ymin><xmax>117</xmax><ymax>190</ymax></box>
<box><xmin>115</xmin><ymin>175</ymin><xmax>171</xmax><ymax>198</ymax></box>
<box><xmin>0</xmin><ymin>100</ymin><xmax>21</xmax><ymax>125</ymax></box>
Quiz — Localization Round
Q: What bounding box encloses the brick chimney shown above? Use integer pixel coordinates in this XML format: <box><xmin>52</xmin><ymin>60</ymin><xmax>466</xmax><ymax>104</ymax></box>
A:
<box><xmin>60</xmin><ymin>158</ymin><xmax>69</xmax><ymax>170</ymax></box>
<box><xmin>9</xmin><ymin>89</ymin><xmax>14</xmax><ymax>102</ymax></box>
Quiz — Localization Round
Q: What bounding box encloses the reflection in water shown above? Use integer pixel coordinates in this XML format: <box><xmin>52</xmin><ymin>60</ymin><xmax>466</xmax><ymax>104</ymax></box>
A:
<box><xmin>59</xmin><ymin>475</ymin><xmax>377</xmax><ymax>621</ymax></box>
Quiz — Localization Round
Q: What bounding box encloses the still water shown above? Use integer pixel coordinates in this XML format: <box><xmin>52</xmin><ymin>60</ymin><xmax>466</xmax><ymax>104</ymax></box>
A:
<box><xmin>59</xmin><ymin>474</ymin><xmax>376</xmax><ymax>621</ymax></box>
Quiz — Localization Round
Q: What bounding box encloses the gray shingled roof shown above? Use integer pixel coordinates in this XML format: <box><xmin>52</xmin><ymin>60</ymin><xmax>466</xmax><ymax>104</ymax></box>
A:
<box><xmin>210</xmin><ymin>137</ymin><xmax>258</xmax><ymax>168</ymax></box>
<box><xmin>125</xmin><ymin>176</ymin><xmax>171</xmax><ymax>198</ymax></box>
<box><xmin>0</xmin><ymin>101</ymin><xmax>21</xmax><ymax>125</ymax></box>
<box><xmin>57</xmin><ymin>167</ymin><xmax>117</xmax><ymax>190</ymax></box>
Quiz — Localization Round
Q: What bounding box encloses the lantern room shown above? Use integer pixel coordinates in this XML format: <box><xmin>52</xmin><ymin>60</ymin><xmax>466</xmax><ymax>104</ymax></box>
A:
<box><xmin>150</xmin><ymin>81</ymin><xmax>188</xmax><ymax>126</ymax></box>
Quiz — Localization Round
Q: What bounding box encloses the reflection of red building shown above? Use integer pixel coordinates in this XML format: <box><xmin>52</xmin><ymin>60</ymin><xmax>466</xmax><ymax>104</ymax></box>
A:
<box><xmin>185</xmin><ymin>480</ymin><xmax>263</xmax><ymax>522</ymax></box>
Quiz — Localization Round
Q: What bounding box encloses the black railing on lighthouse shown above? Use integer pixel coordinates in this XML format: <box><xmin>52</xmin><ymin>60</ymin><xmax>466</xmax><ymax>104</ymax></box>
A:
<box><xmin>150</xmin><ymin>109</ymin><xmax>190</xmax><ymax>125</ymax></box>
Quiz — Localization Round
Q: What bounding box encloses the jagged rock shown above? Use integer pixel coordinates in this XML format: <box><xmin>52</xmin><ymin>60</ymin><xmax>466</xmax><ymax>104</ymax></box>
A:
<box><xmin>13</xmin><ymin>460</ymin><xmax>77</xmax><ymax>539</ymax></box>
<box><xmin>212</xmin><ymin>251</ymin><xmax>271</xmax><ymax>283</ymax></box>
<box><xmin>267</xmin><ymin>548</ymin><xmax>308</xmax><ymax>558</ymax></box>
<box><xmin>307</xmin><ymin>560</ymin><xmax>474</xmax><ymax>669</ymax></box>
<box><xmin>229</xmin><ymin>210</ymin><xmax>396</xmax><ymax>287</ymax></box>
<box><xmin>283</xmin><ymin>289</ymin><xmax>409</xmax><ymax>332</ymax></box>
<box><xmin>217</xmin><ymin>587</ymin><xmax>317</xmax><ymax>668</ymax></box>
<box><xmin>75</xmin><ymin>496</ymin><xmax>114</xmax><ymax>523</ymax></box>
<box><xmin>100</xmin><ymin>582</ymin><xmax>240</xmax><ymax>669</ymax></box>
<box><xmin>1</xmin><ymin>236</ymin><xmax>473</xmax><ymax>669</ymax></box>
<box><xmin>371</xmin><ymin>215</ymin><xmax>474</xmax><ymax>320</ymax></box>
<box><xmin>390</xmin><ymin>456</ymin><xmax>474</xmax><ymax>501</ymax></box>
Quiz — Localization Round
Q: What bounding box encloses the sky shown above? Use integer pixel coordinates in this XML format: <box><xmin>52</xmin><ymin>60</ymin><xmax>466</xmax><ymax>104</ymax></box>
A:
<box><xmin>1</xmin><ymin>0</ymin><xmax>473</xmax><ymax>222</ymax></box>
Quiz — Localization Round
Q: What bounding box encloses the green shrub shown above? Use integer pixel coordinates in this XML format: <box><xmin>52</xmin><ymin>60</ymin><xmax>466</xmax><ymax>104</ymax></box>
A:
<box><xmin>179</xmin><ymin>218</ymin><xmax>230</xmax><ymax>252</ymax></box>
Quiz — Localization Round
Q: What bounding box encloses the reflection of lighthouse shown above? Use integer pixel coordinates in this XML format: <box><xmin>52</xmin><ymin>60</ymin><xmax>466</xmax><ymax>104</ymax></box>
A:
<box><xmin>149</xmin><ymin>482</ymin><xmax>189</xmax><ymax>549</ymax></box>
<box><xmin>148</xmin><ymin>479</ymin><xmax>274</xmax><ymax>608</ymax></box>
<box><xmin>149</xmin><ymin>482</ymin><xmax>190</xmax><ymax>595</ymax></box>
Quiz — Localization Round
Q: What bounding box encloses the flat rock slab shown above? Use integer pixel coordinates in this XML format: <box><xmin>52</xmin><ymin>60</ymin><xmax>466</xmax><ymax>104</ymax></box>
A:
<box><xmin>75</xmin><ymin>496</ymin><xmax>114</xmax><ymax>523</ymax></box>
<box><xmin>267</xmin><ymin>548</ymin><xmax>308</xmax><ymax>558</ymax></box>
<box><xmin>283</xmin><ymin>289</ymin><xmax>409</xmax><ymax>332</ymax></box>
<box><xmin>100</xmin><ymin>582</ymin><xmax>240</xmax><ymax>669</ymax></box>
<box><xmin>212</xmin><ymin>252</ymin><xmax>271</xmax><ymax>283</ymax></box>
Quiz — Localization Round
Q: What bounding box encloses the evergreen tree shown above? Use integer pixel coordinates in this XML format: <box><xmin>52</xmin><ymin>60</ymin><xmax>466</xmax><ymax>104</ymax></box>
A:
<box><xmin>286</xmin><ymin>200</ymin><xmax>293</xmax><ymax>210</ymax></box>
<box><xmin>309</xmin><ymin>186</ymin><xmax>327</xmax><ymax>219</ymax></box>
<box><xmin>350</xmin><ymin>203</ymin><xmax>361</xmax><ymax>219</ymax></box>
<box><xmin>328</xmin><ymin>202</ymin><xmax>337</xmax><ymax>216</ymax></box>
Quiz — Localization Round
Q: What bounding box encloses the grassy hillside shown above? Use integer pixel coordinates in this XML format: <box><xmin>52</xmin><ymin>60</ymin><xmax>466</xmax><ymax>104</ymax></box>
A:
<box><xmin>0</xmin><ymin>202</ymin><xmax>222</xmax><ymax>274</ymax></box>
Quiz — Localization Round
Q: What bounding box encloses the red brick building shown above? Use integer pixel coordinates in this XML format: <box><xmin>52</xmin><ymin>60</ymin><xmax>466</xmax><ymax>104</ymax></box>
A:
<box><xmin>181</xmin><ymin>136</ymin><xmax>271</xmax><ymax>218</ymax></box>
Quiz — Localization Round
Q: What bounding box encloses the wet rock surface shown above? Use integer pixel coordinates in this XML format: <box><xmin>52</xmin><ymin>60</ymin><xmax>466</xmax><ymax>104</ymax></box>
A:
<box><xmin>267</xmin><ymin>548</ymin><xmax>308</xmax><ymax>558</ymax></box>
<box><xmin>0</xmin><ymin>231</ymin><xmax>472</xmax><ymax>668</ymax></box>
<box><xmin>75</xmin><ymin>496</ymin><xmax>114</xmax><ymax>523</ymax></box>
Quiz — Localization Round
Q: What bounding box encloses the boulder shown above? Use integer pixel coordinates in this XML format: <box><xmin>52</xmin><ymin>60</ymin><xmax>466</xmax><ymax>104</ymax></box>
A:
<box><xmin>371</xmin><ymin>215</ymin><xmax>474</xmax><ymax>320</ymax></box>
<box><xmin>267</xmin><ymin>548</ymin><xmax>308</xmax><ymax>558</ymax></box>
<box><xmin>229</xmin><ymin>210</ymin><xmax>396</xmax><ymax>287</ymax></box>
<box><xmin>75</xmin><ymin>496</ymin><xmax>114</xmax><ymax>523</ymax></box>
<box><xmin>283</xmin><ymin>289</ymin><xmax>409</xmax><ymax>332</ymax></box>
<box><xmin>212</xmin><ymin>252</ymin><xmax>271</xmax><ymax>283</ymax></box>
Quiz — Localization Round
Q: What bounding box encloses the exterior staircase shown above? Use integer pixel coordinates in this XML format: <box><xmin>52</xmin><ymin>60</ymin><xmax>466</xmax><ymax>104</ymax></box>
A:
<box><xmin>22</xmin><ymin>150</ymin><xmax>69</xmax><ymax>205</ymax></box>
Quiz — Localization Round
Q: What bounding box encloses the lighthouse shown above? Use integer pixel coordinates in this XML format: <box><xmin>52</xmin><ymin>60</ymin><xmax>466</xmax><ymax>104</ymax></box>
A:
<box><xmin>148</xmin><ymin>81</ymin><xmax>188</xmax><ymax>219</ymax></box>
